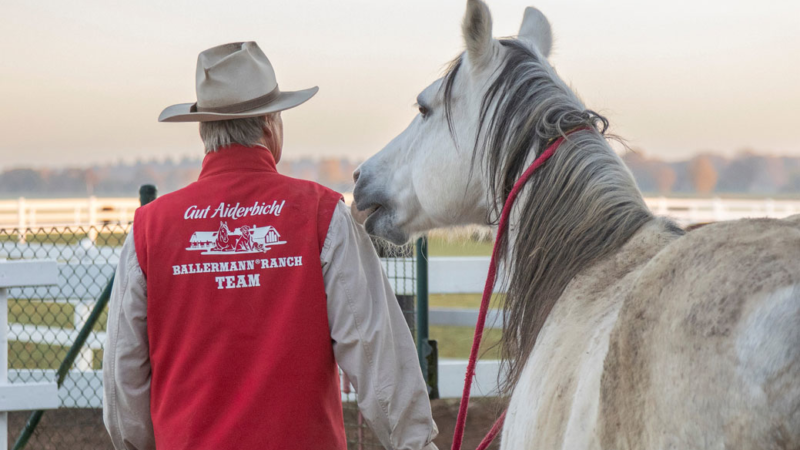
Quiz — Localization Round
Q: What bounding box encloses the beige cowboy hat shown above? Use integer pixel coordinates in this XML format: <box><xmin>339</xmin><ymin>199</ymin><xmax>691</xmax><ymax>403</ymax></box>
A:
<box><xmin>158</xmin><ymin>41</ymin><xmax>318</xmax><ymax>122</ymax></box>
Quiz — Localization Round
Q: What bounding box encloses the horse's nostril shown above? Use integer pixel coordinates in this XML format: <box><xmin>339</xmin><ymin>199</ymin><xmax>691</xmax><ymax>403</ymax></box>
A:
<box><xmin>353</xmin><ymin>169</ymin><xmax>361</xmax><ymax>184</ymax></box>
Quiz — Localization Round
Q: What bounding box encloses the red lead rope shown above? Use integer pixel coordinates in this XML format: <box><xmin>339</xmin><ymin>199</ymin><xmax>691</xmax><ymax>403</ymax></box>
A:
<box><xmin>450</xmin><ymin>134</ymin><xmax>570</xmax><ymax>450</ymax></box>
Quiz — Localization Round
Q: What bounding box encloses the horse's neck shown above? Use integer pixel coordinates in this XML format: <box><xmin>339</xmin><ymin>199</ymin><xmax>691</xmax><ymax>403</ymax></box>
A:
<box><xmin>571</xmin><ymin>218</ymin><xmax>680</xmax><ymax>291</ymax></box>
<box><xmin>502</xmin><ymin>194</ymin><xmax>674</xmax><ymax>286</ymax></box>
<box><xmin>532</xmin><ymin>217</ymin><xmax>681</xmax><ymax>344</ymax></box>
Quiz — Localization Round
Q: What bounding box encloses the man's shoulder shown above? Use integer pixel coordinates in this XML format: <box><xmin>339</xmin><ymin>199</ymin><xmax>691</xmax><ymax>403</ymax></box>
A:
<box><xmin>279</xmin><ymin>174</ymin><xmax>341</xmax><ymax>195</ymax></box>
<box><xmin>136</xmin><ymin>176</ymin><xmax>341</xmax><ymax>218</ymax></box>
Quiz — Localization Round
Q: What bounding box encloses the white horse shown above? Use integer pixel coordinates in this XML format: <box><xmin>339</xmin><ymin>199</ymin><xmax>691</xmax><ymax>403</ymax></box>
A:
<box><xmin>353</xmin><ymin>1</ymin><xmax>800</xmax><ymax>448</ymax></box>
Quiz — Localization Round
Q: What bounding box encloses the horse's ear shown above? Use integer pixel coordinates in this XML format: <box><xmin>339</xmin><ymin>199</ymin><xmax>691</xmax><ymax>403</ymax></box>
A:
<box><xmin>462</xmin><ymin>0</ymin><xmax>497</xmax><ymax>68</ymax></box>
<box><xmin>518</xmin><ymin>7</ymin><xmax>552</xmax><ymax>57</ymax></box>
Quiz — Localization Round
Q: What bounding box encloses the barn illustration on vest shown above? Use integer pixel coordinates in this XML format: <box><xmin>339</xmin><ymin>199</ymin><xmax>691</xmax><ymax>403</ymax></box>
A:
<box><xmin>187</xmin><ymin>221</ymin><xmax>286</xmax><ymax>255</ymax></box>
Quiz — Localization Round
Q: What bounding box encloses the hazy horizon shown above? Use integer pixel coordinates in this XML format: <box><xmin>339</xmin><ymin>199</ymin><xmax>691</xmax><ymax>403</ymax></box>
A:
<box><xmin>2</xmin><ymin>0</ymin><xmax>799</xmax><ymax>169</ymax></box>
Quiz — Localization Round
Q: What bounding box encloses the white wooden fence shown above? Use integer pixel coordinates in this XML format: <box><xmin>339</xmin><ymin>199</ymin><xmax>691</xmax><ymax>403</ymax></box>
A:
<box><xmin>1</xmin><ymin>196</ymin><xmax>799</xmax><ymax>231</ymax></box>
<box><xmin>644</xmin><ymin>197</ymin><xmax>800</xmax><ymax>226</ymax></box>
<box><xmin>0</xmin><ymin>197</ymin><xmax>138</xmax><ymax>240</ymax></box>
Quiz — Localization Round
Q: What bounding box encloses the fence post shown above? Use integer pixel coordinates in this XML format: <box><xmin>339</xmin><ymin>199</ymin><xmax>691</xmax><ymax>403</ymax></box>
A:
<box><xmin>73</xmin><ymin>303</ymin><xmax>94</xmax><ymax>372</ymax></box>
<box><xmin>712</xmin><ymin>197</ymin><xmax>724</xmax><ymax>222</ymax></box>
<box><xmin>87</xmin><ymin>196</ymin><xmax>98</xmax><ymax>242</ymax></box>
<box><xmin>766</xmin><ymin>198</ymin><xmax>775</xmax><ymax>217</ymax></box>
<box><xmin>87</xmin><ymin>196</ymin><xmax>98</xmax><ymax>227</ymax></box>
<box><xmin>415</xmin><ymin>236</ymin><xmax>437</xmax><ymax>398</ymax></box>
<box><xmin>12</xmin><ymin>185</ymin><xmax>158</xmax><ymax>450</ymax></box>
<box><xmin>1</xmin><ymin>261</ymin><xmax>60</xmax><ymax>450</ymax></box>
<box><xmin>17</xmin><ymin>198</ymin><xmax>25</xmax><ymax>243</ymax></box>
<box><xmin>139</xmin><ymin>184</ymin><xmax>158</xmax><ymax>207</ymax></box>
<box><xmin>657</xmin><ymin>196</ymin><xmax>668</xmax><ymax>216</ymax></box>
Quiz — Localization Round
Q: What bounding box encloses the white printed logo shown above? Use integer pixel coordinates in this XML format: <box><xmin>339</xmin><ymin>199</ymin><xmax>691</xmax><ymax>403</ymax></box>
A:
<box><xmin>187</xmin><ymin>221</ymin><xmax>286</xmax><ymax>255</ymax></box>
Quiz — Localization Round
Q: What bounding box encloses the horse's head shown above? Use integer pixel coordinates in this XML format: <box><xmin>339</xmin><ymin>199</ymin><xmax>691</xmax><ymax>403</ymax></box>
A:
<box><xmin>353</xmin><ymin>1</ymin><xmax>553</xmax><ymax>244</ymax></box>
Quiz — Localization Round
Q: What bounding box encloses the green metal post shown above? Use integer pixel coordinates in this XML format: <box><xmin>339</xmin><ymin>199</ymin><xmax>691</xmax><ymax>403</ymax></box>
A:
<box><xmin>415</xmin><ymin>237</ymin><xmax>430</xmax><ymax>393</ymax></box>
<box><xmin>13</xmin><ymin>185</ymin><xmax>157</xmax><ymax>450</ymax></box>
<box><xmin>139</xmin><ymin>184</ymin><xmax>158</xmax><ymax>207</ymax></box>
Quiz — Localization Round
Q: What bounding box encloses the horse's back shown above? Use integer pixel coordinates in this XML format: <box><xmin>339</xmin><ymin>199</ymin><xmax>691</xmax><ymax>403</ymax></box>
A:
<box><xmin>600</xmin><ymin>216</ymin><xmax>800</xmax><ymax>449</ymax></box>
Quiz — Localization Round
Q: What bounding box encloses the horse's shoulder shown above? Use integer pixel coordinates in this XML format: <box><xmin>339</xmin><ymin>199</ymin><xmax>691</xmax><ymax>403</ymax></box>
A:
<box><xmin>613</xmin><ymin>216</ymin><xmax>800</xmax><ymax>356</ymax></box>
<box><xmin>599</xmin><ymin>217</ymin><xmax>800</xmax><ymax>448</ymax></box>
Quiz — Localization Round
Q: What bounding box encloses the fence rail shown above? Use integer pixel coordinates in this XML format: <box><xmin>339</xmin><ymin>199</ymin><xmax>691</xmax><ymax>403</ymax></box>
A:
<box><xmin>1</xmin><ymin>196</ymin><xmax>799</xmax><ymax>232</ymax></box>
<box><xmin>0</xmin><ymin>198</ymin><xmax>138</xmax><ymax>237</ymax></box>
<box><xmin>644</xmin><ymin>197</ymin><xmax>800</xmax><ymax>225</ymax></box>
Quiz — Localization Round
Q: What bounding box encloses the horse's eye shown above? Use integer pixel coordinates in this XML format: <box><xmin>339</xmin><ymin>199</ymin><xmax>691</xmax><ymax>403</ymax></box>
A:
<box><xmin>419</xmin><ymin>105</ymin><xmax>430</xmax><ymax>118</ymax></box>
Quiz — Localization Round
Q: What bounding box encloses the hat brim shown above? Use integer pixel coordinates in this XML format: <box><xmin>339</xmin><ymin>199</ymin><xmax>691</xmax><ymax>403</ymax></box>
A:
<box><xmin>158</xmin><ymin>86</ymin><xmax>319</xmax><ymax>123</ymax></box>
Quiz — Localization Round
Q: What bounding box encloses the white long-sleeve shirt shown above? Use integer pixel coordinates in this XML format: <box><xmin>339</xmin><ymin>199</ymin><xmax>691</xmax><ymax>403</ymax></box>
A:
<box><xmin>103</xmin><ymin>201</ymin><xmax>438</xmax><ymax>450</ymax></box>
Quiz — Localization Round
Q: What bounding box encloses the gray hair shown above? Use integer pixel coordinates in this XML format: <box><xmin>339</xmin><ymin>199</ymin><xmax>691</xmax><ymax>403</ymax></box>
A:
<box><xmin>443</xmin><ymin>40</ymin><xmax>669</xmax><ymax>394</ymax></box>
<box><xmin>199</xmin><ymin>114</ymin><xmax>277</xmax><ymax>153</ymax></box>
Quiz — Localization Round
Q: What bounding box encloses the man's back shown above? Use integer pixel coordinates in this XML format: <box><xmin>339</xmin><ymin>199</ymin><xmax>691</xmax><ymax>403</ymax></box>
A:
<box><xmin>132</xmin><ymin>145</ymin><xmax>344</xmax><ymax>449</ymax></box>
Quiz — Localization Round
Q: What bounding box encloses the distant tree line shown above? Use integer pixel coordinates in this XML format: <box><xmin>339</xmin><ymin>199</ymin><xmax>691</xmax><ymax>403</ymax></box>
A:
<box><xmin>0</xmin><ymin>157</ymin><xmax>202</xmax><ymax>197</ymax></box>
<box><xmin>0</xmin><ymin>156</ymin><xmax>359</xmax><ymax>197</ymax></box>
<box><xmin>622</xmin><ymin>150</ymin><xmax>800</xmax><ymax>196</ymax></box>
<box><xmin>2</xmin><ymin>151</ymin><xmax>798</xmax><ymax>198</ymax></box>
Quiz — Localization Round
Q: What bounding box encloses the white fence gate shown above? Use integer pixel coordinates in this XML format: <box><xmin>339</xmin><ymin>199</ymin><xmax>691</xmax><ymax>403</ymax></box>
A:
<box><xmin>1</xmin><ymin>260</ymin><xmax>60</xmax><ymax>450</ymax></box>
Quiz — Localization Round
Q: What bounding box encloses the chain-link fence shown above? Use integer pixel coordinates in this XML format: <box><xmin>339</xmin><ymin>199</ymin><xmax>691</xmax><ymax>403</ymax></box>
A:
<box><xmin>4</xmin><ymin>225</ymin><xmax>123</xmax><ymax>449</ymax></box>
<box><xmin>4</xmin><ymin>224</ymin><xmax>417</xmax><ymax>449</ymax></box>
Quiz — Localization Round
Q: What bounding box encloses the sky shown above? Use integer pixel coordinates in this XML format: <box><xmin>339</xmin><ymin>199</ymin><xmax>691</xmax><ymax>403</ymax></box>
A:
<box><xmin>1</xmin><ymin>0</ymin><xmax>799</xmax><ymax>168</ymax></box>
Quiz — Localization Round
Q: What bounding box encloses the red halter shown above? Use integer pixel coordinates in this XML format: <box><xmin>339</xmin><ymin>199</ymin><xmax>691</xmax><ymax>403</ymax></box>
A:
<box><xmin>450</xmin><ymin>132</ymin><xmax>576</xmax><ymax>450</ymax></box>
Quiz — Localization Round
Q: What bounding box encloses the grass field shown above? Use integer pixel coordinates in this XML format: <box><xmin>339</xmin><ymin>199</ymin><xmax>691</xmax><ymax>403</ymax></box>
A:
<box><xmin>428</xmin><ymin>294</ymin><xmax>503</xmax><ymax>360</ymax></box>
<box><xmin>430</xmin><ymin>325</ymin><xmax>502</xmax><ymax>359</ymax></box>
<box><xmin>427</xmin><ymin>235</ymin><xmax>493</xmax><ymax>257</ymax></box>
<box><xmin>0</xmin><ymin>230</ymin><xmax>128</xmax><ymax>246</ymax></box>
<box><xmin>8</xmin><ymin>298</ymin><xmax>108</xmax><ymax>370</ymax></box>
<box><xmin>430</xmin><ymin>293</ymin><xmax>503</xmax><ymax>309</ymax></box>
<box><xmin>426</xmin><ymin>234</ymin><xmax>499</xmax><ymax>311</ymax></box>
<box><xmin>426</xmin><ymin>236</ymin><xmax>502</xmax><ymax>359</ymax></box>
<box><xmin>9</xmin><ymin>298</ymin><xmax>108</xmax><ymax>332</ymax></box>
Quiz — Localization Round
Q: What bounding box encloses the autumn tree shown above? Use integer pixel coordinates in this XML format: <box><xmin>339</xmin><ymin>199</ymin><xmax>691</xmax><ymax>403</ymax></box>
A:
<box><xmin>654</xmin><ymin>165</ymin><xmax>677</xmax><ymax>194</ymax></box>
<box><xmin>689</xmin><ymin>155</ymin><xmax>718</xmax><ymax>194</ymax></box>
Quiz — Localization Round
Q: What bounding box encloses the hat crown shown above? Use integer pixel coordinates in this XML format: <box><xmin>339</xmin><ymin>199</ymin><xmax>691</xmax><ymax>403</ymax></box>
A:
<box><xmin>158</xmin><ymin>40</ymin><xmax>318</xmax><ymax>122</ymax></box>
<box><xmin>195</xmin><ymin>42</ymin><xmax>278</xmax><ymax>109</ymax></box>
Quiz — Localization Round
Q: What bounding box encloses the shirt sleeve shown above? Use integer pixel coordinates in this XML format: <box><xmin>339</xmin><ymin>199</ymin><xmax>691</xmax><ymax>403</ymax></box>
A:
<box><xmin>103</xmin><ymin>229</ymin><xmax>156</xmax><ymax>450</ymax></box>
<box><xmin>321</xmin><ymin>201</ymin><xmax>439</xmax><ymax>450</ymax></box>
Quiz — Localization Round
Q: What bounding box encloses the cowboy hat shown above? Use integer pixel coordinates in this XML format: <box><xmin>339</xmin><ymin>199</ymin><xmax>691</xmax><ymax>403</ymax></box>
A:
<box><xmin>158</xmin><ymin>41</ymin><xmax>318</xmax><ymax>122</ymax></box>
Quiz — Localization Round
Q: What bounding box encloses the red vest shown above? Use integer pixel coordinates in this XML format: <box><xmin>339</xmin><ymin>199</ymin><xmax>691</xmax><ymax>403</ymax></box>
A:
<box><xmin>134</xmin><ymin>145</ymin><xmax>346</xmax><ymax>450</ymax></box>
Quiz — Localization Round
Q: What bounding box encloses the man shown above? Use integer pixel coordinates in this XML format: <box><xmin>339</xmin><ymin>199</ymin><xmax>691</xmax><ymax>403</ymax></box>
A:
<box><xmin>103</xmin><ymin>41</ymin><xmax>438</xmax><ymax>450</ymax></box>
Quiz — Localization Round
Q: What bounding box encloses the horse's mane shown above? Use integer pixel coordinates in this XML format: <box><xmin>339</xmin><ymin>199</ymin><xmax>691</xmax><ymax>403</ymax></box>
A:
<box><xmin>444</xmin><ymin>39</ymin><xmax>654</xmax><ymax>393</ymax></box>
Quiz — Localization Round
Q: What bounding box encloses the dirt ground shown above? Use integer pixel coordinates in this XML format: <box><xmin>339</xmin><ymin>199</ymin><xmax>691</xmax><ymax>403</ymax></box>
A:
<box><xmin>8</xmin><ymin>409</ymin><xmax>110</xmax><ymax>450</ymax></box>
<box><xmin>430</xmin><ymin>398</ymin><xmax>507</xmax><ymax>450</ymax></box>
<box><xmin>8</xmin><ymin>398</ymin><xmax>506</xmax><ymax>449</ymax></box>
